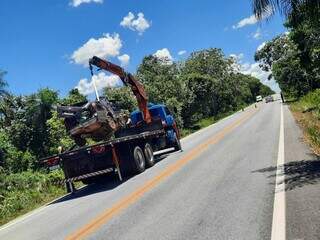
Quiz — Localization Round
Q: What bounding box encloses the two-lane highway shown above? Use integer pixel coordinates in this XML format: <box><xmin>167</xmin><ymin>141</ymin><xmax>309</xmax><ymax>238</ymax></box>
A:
<box><xmin>1</xmin><ymin>99</ymin><xmax>319</xmax><ymax>240</ymax></box>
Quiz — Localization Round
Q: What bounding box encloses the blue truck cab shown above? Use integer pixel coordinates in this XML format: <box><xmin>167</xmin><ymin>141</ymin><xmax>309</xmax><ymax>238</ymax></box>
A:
<box><xmin>130</xmin><ymin>103</ymin><xmax>181</xmax><ymax>150</ymax></box>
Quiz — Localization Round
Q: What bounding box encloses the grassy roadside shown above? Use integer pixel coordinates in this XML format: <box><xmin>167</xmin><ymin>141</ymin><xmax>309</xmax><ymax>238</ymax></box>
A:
<box><xmin>289</xmin><ymin>89</ymin><xmax>320</xmax><ymax>156</ymax></box>
<box><xmin>181</xmin><ymin>108</ymin><xmax>245</xmax><ymax>137</ymax></box>
<box><xmin>0</xmin><ymin>170</ymin><xmax>65</xmax><ymax>226</ymax></box>
<box><xmin>0</xmin><ymin>169</ymin><xmax>85</xmax><ymax>226</ymax></box>
<box><xmin>0</xmin><ymin>106</ymin><xmax>247</xmax><ymax>226</ymax></box>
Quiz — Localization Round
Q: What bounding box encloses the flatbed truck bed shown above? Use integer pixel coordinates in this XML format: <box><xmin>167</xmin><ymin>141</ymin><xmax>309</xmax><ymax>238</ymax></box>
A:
<box><xmin>43</xmin><ymin>119</ymin><xmax>181</xmax><ymax>192</ymax></box>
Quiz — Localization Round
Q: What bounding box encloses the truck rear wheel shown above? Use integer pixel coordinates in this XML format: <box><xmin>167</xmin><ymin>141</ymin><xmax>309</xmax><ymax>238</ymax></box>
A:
<box><xmin>144</xmin><ymin>143</ymin><xmax>155</xmax><ymax>167</ymax></box>
<box><xmin>132</xmin><ymin>146</ymin><xmax>146</xmax><ymax>174</ymax></box>
<box><xmin>174</xmin><ymin>134</ymin><xmax>182</xmax><ymax>151</ymax></box>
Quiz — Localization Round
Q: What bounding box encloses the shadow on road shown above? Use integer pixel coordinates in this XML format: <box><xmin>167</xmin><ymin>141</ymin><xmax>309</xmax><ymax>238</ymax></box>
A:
<box><xmin>252</xmin><ymin>155</ymin><xmax>320</xmax><ymax>191</ymax></box>
<box><xmin>50</xmin><ymin>154</ymin><xmax>169</xmax><ymax>205</ymax></box>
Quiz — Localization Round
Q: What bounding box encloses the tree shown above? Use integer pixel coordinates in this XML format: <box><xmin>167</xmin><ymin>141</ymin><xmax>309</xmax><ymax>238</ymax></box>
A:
<box><xmin>255</xmin><ymin>34</ymin><xmax>310</xmax><ymax>97</ymax></box>
<box><xmin>137</xmin><ymin>55</ymin><xmax>188</xmax><ymax>127</ymax></box>
<box><xmin>285</xmin><ymin>6</ymin><xmax>320</xmax><ymax>90</ymax></box>
<box><xmin>178</xmin><ymin>48</ymin><xmax>274</xmax><ymax>126</ymax></box>
<box><xmin>46</xmin><ymin>111</ymin><xmax>74</xmax><ymax>155</ymax></box>
<box><xmin>104</xmin><ymin>87</ymin><xmax>137</xmax><ymax>112</ymax></box>
<box><xmin>61</xmin><ymin>89</ymin><xmax>87</xmax><ymax>105</ymax></box>
<box><xmin>183</xmin><ymin>48</ymin><xmax>233</xmax><ymax>79</ymax></box>
<box><xmin>181</xmin><ymin>73</ymin><xmax>217</xmax><ymax>125</ymax></box>
<box><xmin>252</xmin><ymin>0</ymin><xmax>320</xmax><ymax>21</ymax></box>
<box><xmin>259</xmin><ymin>84</ymin><xmax>275</xmax><ymax>97</ymax></box>
<box><xmin>3</xmin><ymin>88</ymin><xmax>59</xmax><ymax>163</ymax></box>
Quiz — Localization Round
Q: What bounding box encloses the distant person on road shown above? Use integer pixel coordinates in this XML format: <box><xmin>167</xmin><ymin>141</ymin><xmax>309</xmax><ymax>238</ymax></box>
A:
<box><xmin>280</xmin><ymin>92</ymin><xmax>285</xmax><ymax>103</ymax></box>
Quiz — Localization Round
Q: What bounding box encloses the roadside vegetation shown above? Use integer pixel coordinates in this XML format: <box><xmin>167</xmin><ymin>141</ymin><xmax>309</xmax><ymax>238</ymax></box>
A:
<box><xmin>252</xmin><ymin>0</ymin><xmax>320</xmax><ymax>155</ymax></box>
<box><xmin>290</xmin><ymin>90</ymin><xmax>320</xmax><ymax>155</ymax></box>
<box><xmin>0</xmin><ymin>48</ymin><xmax>273</xmax><ymax>225</ymax></box>
<box><xmin>0</xmin><ymin>170</ymin><xmax>65</xmax><ymax>226</ymax></box>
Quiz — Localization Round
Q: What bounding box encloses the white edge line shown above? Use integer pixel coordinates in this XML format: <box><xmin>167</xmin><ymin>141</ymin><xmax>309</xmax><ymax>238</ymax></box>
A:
<box><xmin>271</xmin><ymin>103</ymin><xmax>286</xmax><ymax>240</ymax></box>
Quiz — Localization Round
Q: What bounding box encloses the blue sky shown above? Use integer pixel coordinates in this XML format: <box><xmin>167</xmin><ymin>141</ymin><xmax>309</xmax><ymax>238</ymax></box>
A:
<box><xmin>0</xmin><ymin>0</ymin><xmax>286</xmax><ymax>97</ymax></box>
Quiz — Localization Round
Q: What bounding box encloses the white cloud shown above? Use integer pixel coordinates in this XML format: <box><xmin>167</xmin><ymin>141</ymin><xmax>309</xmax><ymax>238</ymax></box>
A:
<box><xmin>71</xmin><ymin>33</ymin><xmax>122</xmax><ymax>66</ymax></box>
<box><xmin>153</xmin><ymin>48</ymin><xmax>173</xmax><ymax>64</ymax></box>
<box><xmin>230</xmin><ymin>52</ymin><xmax>279</xmax><ymax>92</ymax></box>
<box><xmin>120</xmin><ymin>12</ymin><xmax>151</xmax><ymax>35</ymax></box>
<box><xmin>240</xmin><ymin>62</ymin><xmax>280</xmax><ymax>92</ymax></box>
<box><xmin>178</xmin><ymin>50</ymin><xmax>187</xmax><ymax>56</ymax></box>
<box><xmin>75</xmin><ymin>72</ymin><xmax>122</xmax><ymax>95</ymax></box>
<box><xmin>117</xmin><ymin>54</ymin><xmax>130</xmax><ymax>67</ymax></box>
<box><xmin>253</xmin><ymin>28</ymin><xmax>262</xmax><ymax>39</ymax></box>
<box><xmin>257</xmin><ymin>42</ymin><xmax>266</xmax><ymax>51</ymax></box>
<box><xmin>233</xmin><ymin>7</ymin><xmax>272</xmax><ymax>29</ymax></box>
<box><xmin>229</xmin><ymin>53</ymin><xmax>244</xmax><ymax>72</ymax></box>
<box><xmin>230</xmin><ymin>53</ymin><xmax>244</xmax><ymax>61</ymax></box>
<box><xmin>71</xmin><ymin>0</ymin><xmax>103</xmax><ymax>7</ymax></box>
<box><xmin>120</xmin><ymin>12</ymin><xmax>135</xmax><ymax>28</ymax></box>
<box><xmin>233</xmin><ymin>15</ymin><xmax>258</xmax><ymax>29</ymax></box>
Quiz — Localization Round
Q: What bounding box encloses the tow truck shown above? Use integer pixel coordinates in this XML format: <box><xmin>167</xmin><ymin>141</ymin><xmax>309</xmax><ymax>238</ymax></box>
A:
<box><xmin>43</xmin><ymin>56</ymin><xmax>181</xmax><ymax>192</ymax></box>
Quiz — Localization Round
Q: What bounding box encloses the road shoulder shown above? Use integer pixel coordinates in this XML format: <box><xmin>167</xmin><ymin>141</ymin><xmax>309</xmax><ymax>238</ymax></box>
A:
<box><xmin>284</xmin><ymin>104</ymin><xmax>320</xmax><ymax>239</ymax></box>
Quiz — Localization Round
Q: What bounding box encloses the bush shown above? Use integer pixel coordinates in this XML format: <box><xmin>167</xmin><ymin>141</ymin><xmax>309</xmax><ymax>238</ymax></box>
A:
<box><xmin>0</xmin><ymin>170</ymin><xmax>65</xmax><ymax>225</ymax></box>
<box><xmin>299</xmin><ymin>89</ymin><xmax>320</xmax><ymax>116</ymax></box>
<box><xmin>290</xmin><ymin>89</ymin><xmax>320</xmax><ymax>155</ymax></box>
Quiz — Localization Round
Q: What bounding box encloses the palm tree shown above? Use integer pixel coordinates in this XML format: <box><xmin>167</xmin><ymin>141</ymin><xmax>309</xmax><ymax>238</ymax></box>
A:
<box><xmin>252</xmin><ymin>0</ymin><xmax>320</xmax><ymax>20</ymax></box>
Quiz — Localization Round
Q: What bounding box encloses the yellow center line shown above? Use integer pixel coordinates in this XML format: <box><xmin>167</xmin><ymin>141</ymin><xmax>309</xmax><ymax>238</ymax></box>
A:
<box><xmin>66</xmin><ymin>109</ymin><xmax>257</xmax><ymax>240</ymax></box>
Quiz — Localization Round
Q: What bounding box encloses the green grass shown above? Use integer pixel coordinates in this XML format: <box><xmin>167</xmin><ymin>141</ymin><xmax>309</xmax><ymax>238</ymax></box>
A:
<box><xmin>180</xmin><ymin>107</ymin><xmax>246</xmax><ymax>138</ymax></box>
<box><xmin>181</xmin><ymin>117</ymin><xmax>216</xmax><ymax>138</ymax></box>
<box><xmin>0</xmin><ymin>170</ymin><xmax>69</xmax><ymax>226</ymax></box>
<box><xmin>290</xmin><ymin>89</ymin><xmax>320</xmax><ymax>155</ymax></box>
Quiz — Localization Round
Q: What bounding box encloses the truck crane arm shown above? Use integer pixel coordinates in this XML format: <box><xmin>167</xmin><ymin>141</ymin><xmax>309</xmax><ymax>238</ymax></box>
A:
<box><xmin>89</xmin><ymin>56</ymin><xmax>152</xmax><ymax>124</ymax></box>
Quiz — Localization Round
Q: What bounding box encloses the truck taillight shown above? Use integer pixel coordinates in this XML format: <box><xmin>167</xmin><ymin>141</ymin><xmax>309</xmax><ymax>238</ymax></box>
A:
<box><xmin>46</xmin><ymin>156</ymin><xmax>60</xmax><ymax>166</ymax></box>
<box><xmin>92</xmin><ymin>145</ymin><xmax>106</xmax><ymax>154</ymax></box>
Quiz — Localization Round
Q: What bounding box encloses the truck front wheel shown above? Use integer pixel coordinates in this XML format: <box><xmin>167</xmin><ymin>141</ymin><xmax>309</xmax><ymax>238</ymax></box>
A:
<box><xmin>144</xmin><ymin>143</ymin><xmax>155</xmax><ymax>167</ymax></box>
<box><xmin>132</xmin><ymin>146</ymin><xmax>146</xmax><ymax>174</ymax></box>
<box><xmin>174</xmin><ymin>134</ymin><xmax>182</xmax><ymax>151</ymax></box>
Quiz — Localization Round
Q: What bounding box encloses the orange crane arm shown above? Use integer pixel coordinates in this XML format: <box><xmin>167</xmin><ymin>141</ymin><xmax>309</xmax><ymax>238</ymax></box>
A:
<box><xmin>89</xmin><ymin>56</ymin><xmax>152</xmax><ymax>123</ymax></box>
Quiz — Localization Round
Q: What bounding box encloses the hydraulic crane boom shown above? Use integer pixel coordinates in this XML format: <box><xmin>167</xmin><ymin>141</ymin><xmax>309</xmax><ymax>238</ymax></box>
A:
<box><xmin>89</xmin><ymin>56</ymin><xmax>152</xmax><ymax>124</ymax></box>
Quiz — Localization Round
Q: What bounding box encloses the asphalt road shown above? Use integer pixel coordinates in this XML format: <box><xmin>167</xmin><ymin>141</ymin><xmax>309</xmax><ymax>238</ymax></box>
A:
<box><xmin>1</xmin><ymin>98</ymin><xmax>320</xmax><ymax>240</ymax></box>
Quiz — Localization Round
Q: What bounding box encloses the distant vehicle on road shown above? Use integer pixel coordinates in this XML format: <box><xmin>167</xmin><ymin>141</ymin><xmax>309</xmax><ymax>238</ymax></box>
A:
<box><xmin>256</xmin><ymin>95</ymin><xmax>263</xmax><ymax>102</ymax></box>
<box><xmin>265</xmin><ymin>95</ymin><xmax>274</xmax><ymax>103</ymax></box>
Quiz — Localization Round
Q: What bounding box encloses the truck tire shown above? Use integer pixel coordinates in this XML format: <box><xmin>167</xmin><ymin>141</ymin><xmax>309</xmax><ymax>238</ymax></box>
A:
<box><xmin>131</xmin><ymin>146</ymin><xmax>146</xmax><ymax>174</ymax></box>
<box><xmin>144</xmin><ymin>143</ymin><xmax>155</xmax><ymax>167</ymax></box>
<box><xmin>174</xmin><ymin>134</ymin><xmax>182</xmax><ymax>151</ymax></box>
